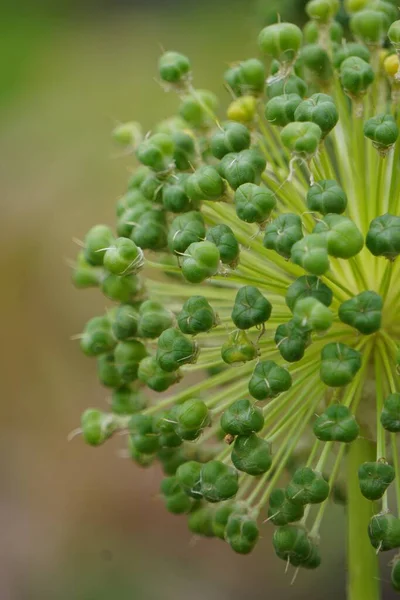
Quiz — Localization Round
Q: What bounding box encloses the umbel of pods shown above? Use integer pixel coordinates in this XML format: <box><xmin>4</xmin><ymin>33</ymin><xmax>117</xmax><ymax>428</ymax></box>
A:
<box><xmin>71</xmin><ymin>0</ymin><xmax>400</xmax><ymax>597</ymax></box>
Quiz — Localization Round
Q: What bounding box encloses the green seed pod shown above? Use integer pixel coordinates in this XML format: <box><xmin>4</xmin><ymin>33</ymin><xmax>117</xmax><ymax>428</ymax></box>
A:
<box><xmin>275</xmin><ymin>321</ymin><xmax>310</xmax><ymax>362</ymax></box>
<box><xmin>286</xmin><ymin>467</ymin><xmax>330</xmax><ymax>505</ymax></box>
<box><xmin>293</xmin><ymin>297</ymin><xmax>333</xmax><ymax>332</ymax></box>
<box><xmin>286</xmin><ymin>275</ymin><xmax>333</xmax><ymax>312</ymax></box>
<box><xmin>313</xmin><ymin>404</ymin><xmax>360</xmax><ymax>442</ymax></box>
<box><xmin>114</xmin><ymin>339</ymin><xmax>148</xmax><ymax>383</ymax></box>
<box><xmin>206</xmin><ymin>224</ymin><xmax>240</xmax><ymax>267</ymax></box>
<box><xmin>272</xmin><ymin>525</ymin><xmax>316</xmax><ymax>567</ymax></box>
<box><xmin>320</xmin><ymin>342</ymin><xmax>362</xmax><ymax>387</ymax></box>
<box><xmin>212</xmin><ymin>503</ymin><xmax>235</xmax><ymax>539</ymax></box>
<box><xmin>313</xmin><ymin>214</ymin><xmax>364</xmax><ymax>258</ymax></box>
<box><xmin>162</xmin><ymin>174</ymin><xmax>194</xmax><ymax>213</ymax></box>
<box><xmin>168</xmin><ymin>211</ymin><xmax>206</xmax><ymax>255</ymax></box>
<box><xmin>340</xmin><ymin>56</ymin><xmax>374</xmax><ymax>97</ymax></box>
<box><xmin>156</xmin><ymin>327</ymin><xmax>198</xmax><ymax>372</ymax></box>
<box><xmin>138</xmin><ymin>356</ymin><xmax>180</xmax><ymax>392</ymax></box>
<box><xmin>364</xmin><ymin>114</ymin><xmax>399</xmax><ymax>152</ymax></box>
<box><xmin>111</xmin><ymin>304</ymin><xmax>138</xmax><ymax>341</ymax></box>
<box><xmin>80</xmin><ymin>317</ymin><xmax>116</xmax><ymax>357</ymax></box>
<box><xmin>300</xmin><ymin>45</ymin><xmax>333</xmax><ymax>82</ymax></box>
<box><xmin>306</xmin><ymin>0</ymin><xmax>339</xmax><ymax>23</ymax></box>
<box><xmin>231</xmin><ymin>434</ymin><xmax>272</xmax><ymax>475</ymax></box>
<box><xmin>389</xmin><ymin>19</ymin><xmax>400</xmax><ymax>47</ymax></box>
<box><xmin>295</xmin><ymin>94</ymin><xmax>338</xmax><ymax>137</ymax></box>
<box><xmin>111</xmin><ymin>386</ymin><xmax>147</xmax><ymax>415</ymax></box>
<box><xmin>181</xmin><ymin>241</ymin><xmax>220</xmax><ymax>283</ymax></box>
<box><xmin>368</xmin><ymin>512</ymin><xmax>400</xmax><ymax>551</ymax></box>
<box><xmin>266</xmin><ymin>74</ymin><xmax>308</xmax><ymax>99</ymax></box>
<box><xmin>249</xmin><ymin>360</ymin><xmax>292</xmax><ymax>400</ymax></box>
<box><xmin>177</xmin><ymin>295</ymin><xmax>217</xmax><ymax>335</ymax></box>
<box><xmin>188</xmin><ymin>505</ymin><xmax>215</xmax><ymax>537</ymax></box>
<box><xmin>129</xmin><ymin>443</ymin><xmax>155</xmax><ymax>467</ymax></box>
<box><xmin>101</xmin><ymin>273</ymin><xmax>143</xmax><ymax>304</ymax></box>
<box><xmin>103</xmin><ymin>237</ymin><xmax>143</xmax><ymax>276</ymax></box>
<box><xmin>291</xmin><ymin>233</ymin><xmax>330</xmax><ymax>275</ymax></box>
<box><xmin>158</xmin><ymin>447</ymin><xmax>186</xmax><ymax>475</ymax></box>
<box><xmin>358</xmin><ymin>461</ymin><xmax>395</xmax><ymax>500</ymax></box>
<box><xmin>179</xmin><ymin>89</ymin><xmax>218</xmax><ymax>129</ymax></box>
<box><xmin>81</xmin><ymin>409</ymin><xmax>115</xmax><ymax>446</ymax></box>
<box><xmin>116</xmin><ymin>201</ymin><xmax>153</xmax><ymax>236</ymax></box>
<box><xmin>224</xmin><ymin>58</ymin><xmax>265</xmax><ymax>97</ymax></box>
<box><xmin>83</xmin><ymin>224</ymin><xmax>115</xmax><ymax>267</ymax></box>
<box><xmin>127</xmin><ymin>166</ymin><xmax>151</xmax><ymax>190</ymax></box>
<box><xmin>391</xmin><ymin>558</ymin><xmax>400</xmax><ymax>592</ymax></box>
<box><xmin>71</xmin><ymin>251</ymin><xmax>102</xmax><ymax>289</ymax></box>
<box><xmin>338</xmin><ymin>291</ymin><xmax>383</xmax><ymax>334</ymax></box>
<box><xmin>210</xmin><ymin>121</ymin><xmax>251</xmax><ymax>159</ymax></box>
<box><xmin>219</xmin><ymin>149</ymin><xmax>267</xmax><ymax>190</ymax></box>
<box><xmin>306</xmin><ymin>179</ymin><xmax>347</xmax><ymax>215</ymax></box>
<box><xmin>112</xmin><ymin>121</ymin><xmax>142</xmax><ymax>148</ymax></box>
<box><xmin>345</xmin><ymin>0</ymin><xmax>368</xmax><ymax>11</ymax></box>
<box><xmin>265</xmin><ymin>93</ymin><xmax>303</xmax><ymax>127</ymax></box>
<box><xmin>172</xmin><ymin>130</ymin><xmax>196</xmax><ymax>171</ymax></box>
<box><xmin>268</xmin><ymin>488</ymin><xmax>305</xmax><ymax>526</ymax></box>
<box><xmin>131</xmin><ymin>212</ymin><xmax>168</xmax><ymax>251</ymax></box>
<box><xmin>333</xmin><ymin>42</ymin><xmax>371</xmax><ymax>69</ymax></box>
<box><xmin>160</xmin><ymin>476</ymin><xmax>193</xmax><ymax>515</ymax></box>
<box><xmin>281</xmin><ymin>122</ymin><xmax>322</xmax><ymax>157</ymax></box>
<box><xmin>116</xmin><ymin>188</ymin><xmax>148</xmax><ymax>219</ymax></box>
<box><xmin>221</xmin><ymin>330</ymin><xmax>259</xmax><ymax>364</ymax></box>
<box><xmin>225</xmin><ymin>511</ymin><xmax>260</xmax><ymax>554</ymax></box>
<box><xmin>381</xmin><ymin>393</ymin><xmax>400</xmax><ymax>432</ymax></box>
<box><xmin>263</xmin><ymin>213</ymin><xmax>304</xmax><ymax>259</ymax></box>
<box><xmin>154</xmin><ymin>411</ymin><xmax>183</xmax><ymax>449</ymax></box>
<box><xmin>200</xmin><ymin>460</ymin><xmax>239</xmax><ymax>503</ymax></box>
<box><xmin>136</xmin><ymin>133</ymin><xmax>175</xmax><ymax>173</ymax></box>
<box><xmin>176</xmin><ymin>461</ymin><xmax>203</xmax><ymax>498</ymax></box>
<box><xmin>304</xmin><ymin>19</ymin><xmax>343</xmax><ymax>44</ymax></box>
<box><xmin>234</xmin><ymin>183</ymin><xmax>276</xmax><ymax>225</ymax></box>
<box><xmin>258</xmin><ymin>23</ymin><xmax>303</xmax><ymax>64</ymax></box>
<box><xmin>185</xmin><ymin>165</ymin><xmax>226</xmax><ymax>201</ymax></box>
<box><xmin>158</xmin><ymin>51</ymin><xmax>191</xmax><ymax>84</ymax></box>
<box><xmin>350</xmin><ymin>9</ymin><xmax>390</xmax><ymax>44</ymax></box>
<box><xmin>231</xmin><ymin>285</ymin><xmax>272</xmax><ymax>330</ymax></box>
<box><xmin>175</xmin><ymin>398</ymin><xmax>210</xmax><ymax>441</ymax></box>
<box><xmin>137</xmin><ymin>300</ymin><xmax>174</xmax><ymax>339</ymax></box>
<box><xmin>220</xmin><ymin>398</ymin><xmax>264</xmax><ymax>435</ymax></box>
<box><xmin>366</xmin><ymin>214</ymin><xmax>400</xmax><ymax>259</ymax></box>
<box><xmin>140</xmin><ymin>173</ymin><xmax>164</xmax><ymax>203</ymax></box>
<box><xmin>97</xmin><ymin>353</ymin><xmax>122</xmax><ymax>388</ymax></box>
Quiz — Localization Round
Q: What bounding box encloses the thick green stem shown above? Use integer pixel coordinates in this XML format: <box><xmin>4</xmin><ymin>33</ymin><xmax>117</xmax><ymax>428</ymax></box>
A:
<box><xmin>347</xmin><ymin>437</ymin><xmax>381</xmax><ymax>600</ymax></box>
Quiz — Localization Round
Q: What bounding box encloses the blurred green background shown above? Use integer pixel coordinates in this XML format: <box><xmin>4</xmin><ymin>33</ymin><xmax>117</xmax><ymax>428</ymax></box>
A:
<box><xmin>1</xmin><ymin>0</ymin><xmax>396</xmax><ymax>598</ymax></box>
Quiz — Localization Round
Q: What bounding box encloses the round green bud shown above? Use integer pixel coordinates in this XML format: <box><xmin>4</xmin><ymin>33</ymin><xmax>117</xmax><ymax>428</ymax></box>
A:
<box><xmin>176</xmin><ymin>461</ymin><xmax>203</xmax><ymax>498</ymax></box>
<box><xmin>81</xmin><ymin>409</ymin><xmax>115</xmax><ymax>446</ymax></box>
<box><xmin>300</xmin><ymin>45</ymin><xmax>333</xmax><ymax>82</ymax></box>
<box><xmin>268</xmin><ymin>488</ymin><xmax>305</xmax><ymax>526</ymax></box>
<box><xmin>103</xmin><ymin>237</ymin><xmax>143</xmax><ymax>276</ymax></box>
<box><xmin>338</xmin><ymin>291</ymin><xmax>383</xmax><ymax>334</ymax></box>
<box><xmin>157</xmin><ymin>447</ymin><xmax>186</xmax><ymax>476</ymax></box>
<box><xmin>158</xmin><ymin>51</ymin><xmax>191</xmax><ymax>84</ymax></box>
<box><xmin>175</xmin><ymin>398</ymin><xmax>210</xmax><ymax>441</ymax></box>
<box><xmin>212</xmin><ymin>503</ymin><xmax>235</xmax><ymax>539</ymax></box>
<box><xmin>306</xmin><ymin>0</ymin><xmax>339</xmax><ymax>23</ymax></box>
<box><xmin>381</xmin><ymin>393</ymin><xmax>400</xmax><ymax>432</ymax></box>
<box><xmin>275</xmin><ymin>321</ymin><xmax>310</xmax><ymax>362</ymax></box>
<box><xmin>101</xmin><ymin>273</ymin><xmax>142</xmax><ymax>304</ymax></box>
<box><xmin>227</xmin><ymin>95</ymin><xmax>257</xmax><ymax>123</ymax></box>
<box><xmin>220</xmin><ymin>398</ymin><xmax>264</xmax><ymax>436</ymax></box>
<box><xmin>71</xmin><ymin>252</ymin><xmax>102</xmax><ymax>289</ymax></box>
<box><xmin>154</xmin><ymin>411</ymin><xmax>183</xmax><ymax>449</ymax></box>
<box><xmin>188</xmin><ymin>505</ymin><xmax>215</xmax><ymax>537</ymax></box>
<box><xmin>114</xmin><ymin>339</ymin><xmax>148</xmax><ymax>383</ymax></box>
<box><xmin>350</xmin><ymin>9</ymin><xmax>390</xmax><ymax>44</ymax></box>
<box><xmin>131</xmin><ymin>211</ymin><xmax>168</xmax><ymax>251</ymax></box>
<box><xmin>304</xmin><ymin>19</ymin><xmax>343</xmax><ymax>44</ymax></box>
<box><xmin>266</xmin><ymin>74</ymin><xmax>308</xmax><ymax>100</ymax></box>
<box><xmin>333</xmin><ymin>42</ymin><xmax>371</xmax><ymax>69</ymax></box>
<box><xmin>264</xmin><ymin>213</ymin><xmax>304</xmax><ymax>259</ymax></box>
<box><xmin>140</xmin><ymin>173</ymin><xmax>164</xmax><ymax>203</ymax></box>
<box><xmin>138</xmin><ymin>356</ymin><xmax>180</xmax><ymax>392</ymax></box>
<box><xmin>111</xmin><ymin>386</ymin><xmax>147</xmax><ymax>415</ymax></box>
<box><xmin>313</xmin><ymin>214</ymin><xmax>364</xmax><ymax>258</ymax></box>
<box><xmin>258</xmin><ymin>23</ymin><xmax>303</xmax><ymax>64</ymax></box>
<box><xmin>168</xmin><ymin>211</ymin><xmax>206</xmax><ymax>255</ymax></box>
<box><xmin>295</xmin><ymin>94</ymin><xmax>338</xmax><ymax>137</ymax></box>
<box><xmin>219</xmin><ymin>149</ymin><xmax>267</xmax><ymax>190</ymax></box>
<box><xmin>286</xmin><ymin>467</ymin><xmax>330</xmax><ymax>505</ymax></box>
<box><xmin>293</xmin><ymin>297</ymin><xmax>333</xmax><ymax>332</ymax></box>
<box><xmin>83</xmin><ymin>224</ymin><xmax>114</xmax><ymax>267</ymax></box>
<box><xmin>364</xmin><ymin>114</ymin><xmax>399</xmax><ymax>151</ymax></box>
<box><xmin>388</xmin><ymin>19</ymin><xmax>400</xmax><ymax>46</ymax></box>
<box><xmin>160</xmin><ymin>477</ymin><xmax>193</xmax><ymax>515</ymax></box>
<box><xmin>272</xmin><ymin>525</ymin><xmax>315</xmax><ymax>567</ymax></box>
<box><xmin>391</xmin><ymin>558</ymin><xmax>400</xmax><ymax>592</ymax></box>
<box><xmin>156</xmin><ymin>327</ymin><xmax>198</xmax><ymax>372</ymax></box>
<box><xmin>179</xmin><ymin>89</ymin><xmax>218</xmax><ymax>129</ymax></box>
<box><xmin>340</xmin><ymin>56</ymin><xmax>374</xmax><ymax>97</ymax></box>
<box><xmin>210</xmin><ymin>121</ymin><xmax>251</xmax><ymax>159</ymax></box>
<box><xmin>281</xmin><ymin>121</ymin><xmax>322</xmax><ymax>157</ymax></box>
<box><xmin>320</xmin><ymin>342</ymin><xmax>362</xmax><ymax>387</ymax></box>
<box><xmin>137</xmin><ymin>300</ymin><xmax>174</xmax><ymax>339</ymax></box>
<box><xmin>221</xmin><ymin>330</ymin><xmax>259</xmax><ymax>364</ymax></box>
<box><xmin>231</xmin><ymin>285</ymin><xmax>272</xmax><ymax>330</ymax></box>
<box><xmin>200</xmin><ymin>460</ymin><xmax>239</xmax><ymax>503</ymax></box>
<box><xmin>224</xmin><ymin>58</ymin><xmax>265</xmax><ymax>97</ymax></box>
<box><xmin>291</xmin><ymin>233</ymin><xmax>330</xmax><ymax>275</ymax></box>
<box><xmin>286</xmin><ymin>275</ymin><xmax>333</xmax><ymax>312</ymax></box>
<box><xmin>358</xmin><ymin>461</ymin><xmax>395</xmax><ymax>500</ymax></box>
<box><xmin>206</xmin><ymin>224</ymin><xmax>240</xmax><ymax>267</ymax></box>
<box><xmin>80</xmin><ymin>317</ymin><xmax>116</xmax><ymax>357</ymax></box>
<box><xmin>112</xmin><ymin>121</ymin><xmax>142</xmax><ymax>148</ymax></box>
<box><xmin>162</xmin><ymin>174</ymin><xmax>194</xmax><ymax>213</ymax></box>
<box><xmin>111</xmin><ymin>304</ymin><xmax>138</xmax><ymax>341</ymax></box>
<box><xmin>116</xmin><ymin>200</ymin><xmax>152</xmax><ymax>235</ymax></box>
<box><xmin>231</xmin><ymin>434</ymin><xmax>272</xmax><ymax>475</ymax></box>
<box><xmin>368</xmin><ymin>512</ymin><xmax>400</xmax><ymax>551</ymax></box>
<box><xmin>248</xmin><ymin>360</ymin><xmax>292</xmax><ymax>401</ymax></box>
<box><xmin>345</xmin><ymin>0</ymin><xmax>368</xmax><ymax>12</ymax></box>
<box><xmin>306</xmin><ymin>179</ymin><xmax>347</xmax><ymax>215</ymax></box>
<box><xmin>366</xmin><ymin>214</ymin><xmax>400</xmax><ymax>259</ymax></box>
<box><xmin>234</xmin><ymin>183</ymin><xmax>276</xmax><ymax>225</ymax></box>
<box><xmin>172</xmin><ymin>130</ymin><xmax>196</xmax><ymax>171</ymax></box>
<box><xmin>225</xmin><ymin>511</ymin><xmax>260</xmax><ymax>554</ymax></box>
<box><xmin>313</xmin><ymin>404</ymin><xmax>360</xmax><ymax>442</ymax></box>
<box><xmin>136</xmin><ymin>133</ymin><xmax>175</xmax><ymax>173</ymax></box>
<box><xmin>177</xmin><ymin>295</ymin><xmax>217</xmax><ymax>335</ymax></box>
<box><xmin>97</xmin><ymin>353</ymin><xmax>122</xmax><ymax>388</ymax></box>
<box><xmin>185</xmin><ymin>165</ymin><xmax>226</xmax><ymax>201</ymax></box>
<box><xmin>265</xmin><ymin>93</ymin><xmax>303</xmax><ymax>127</ymax></box>
<box><xmin>129</xmin><ymin>444</ymin><xmax>155</xmax><ymax>468</ymax></box>
<box><xmin>127</xmin><ymin>166</ymin><xmax>151</xmax><ymax>190</ymax></box>
<box><xmin>181</xmin><ymin>241</ymin><xmax>220</xmax><ymax>283</ymax></box>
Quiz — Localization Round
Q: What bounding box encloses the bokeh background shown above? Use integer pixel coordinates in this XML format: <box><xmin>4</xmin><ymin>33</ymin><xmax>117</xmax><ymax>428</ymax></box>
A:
<box><xmin>1</xmin><ymin>0</ymin><xmax>397</xmax><ymax>598</ymax></box>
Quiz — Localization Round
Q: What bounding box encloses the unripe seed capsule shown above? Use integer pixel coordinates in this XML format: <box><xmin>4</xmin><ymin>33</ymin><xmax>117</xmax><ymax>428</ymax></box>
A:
<box><xmin>249</xmin><ymin>360</ymin><xmax>292</xmax><ymax>400</ymax></box>
<box><xmin>313</xmin><ymin>404</ymin><xmax>360</xmax><ymax>442</ymax></box>
<box><xmin>358</xmin><ymin>461</ymin><xmax>395</xmax><ymax>500</ymax></box>
<box><xmin>221</xmin><ymin>398</ymin><xmax>264</xmax><ymax>436</ymax></box>
<box><xmin>320</xmin><ymin>342</ymin><xmax>362</xmax><ymax>387</ymax></box>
